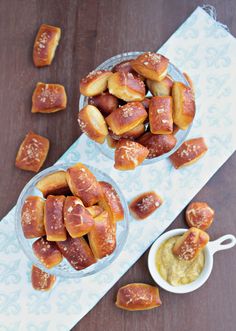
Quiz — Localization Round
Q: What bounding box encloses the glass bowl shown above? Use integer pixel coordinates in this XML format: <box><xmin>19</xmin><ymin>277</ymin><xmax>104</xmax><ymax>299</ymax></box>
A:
<box><xmin>15</xmin><ymin>162</ymin><xmax>130</xmax><ymax>278</ymax></box>
<box><xmin>79</xmin><ymin>51</ymin><xmax>192</xmax><ymax>165</ymax></box>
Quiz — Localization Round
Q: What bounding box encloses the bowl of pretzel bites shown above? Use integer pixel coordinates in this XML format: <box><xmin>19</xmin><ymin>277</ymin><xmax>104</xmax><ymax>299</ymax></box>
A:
<box><xmin>78</xmin><ymin>52</ymin><xmax>195</xmax><ymax>171</ymax></box>
<box><xmin>15</xmin><ymin>162</ymin><xmax>129</xmax><ymax>279</ymax></box>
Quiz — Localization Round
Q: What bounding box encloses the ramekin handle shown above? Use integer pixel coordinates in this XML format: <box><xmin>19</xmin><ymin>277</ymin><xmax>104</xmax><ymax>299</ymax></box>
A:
<box><xmin>208</xmin><ymin>234</ymin><xmax>236</xmax><ymax>255</ymax></box>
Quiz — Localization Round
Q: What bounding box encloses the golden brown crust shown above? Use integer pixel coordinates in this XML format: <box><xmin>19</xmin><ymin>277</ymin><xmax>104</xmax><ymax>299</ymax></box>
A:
<box><xmin>15</xmin><ymin>131</ymin><xmax>50</xmax><ymax>172</ymax></box>
<box><xmin>80</xmin><ymin>70</ymin><xmax>113</xmax><ymax>97</ymax></box>
<box><xmin>21</xmin><ymin>196</ymin><xmax>45</xmax><ymax>238</ymax></box>
<box><xmin>31</xmin><ymin>265</ymin><xmax>56</xmax><ymax>291</ymax></box>
<box><xmin>112</xmin><ymin>59</ymin><xmax>145</xmax><ymax>81</ymax></box>
<box><xmin>44</xmin><ymin>195</ymin><xmax>67</xmax><ymax>241</ymax></box>
<box><xmin>129</xmin><ymin>192</ymin><xmax>163</xmax><ymax>220</ymax></box>
<box><xmin>31</xmin><ymin>82</ymin><xmax>67</xmax><ymax>114</ymax></box>
<box><xmin>88</xmin><ymin>92</ymin><xmax>119</xmax><ymax>116</ymax></box>
<box><xmin>86</xmin><ymin>205</ymin><xmax>104</xmax><ymax>218</ymax></box>
<box><xmin>78</xmin><ymin>105</ymin><xmax>108</xmax><ymax>144</ymax></box>
<box><xmin>169</xmin><ymin>137</ymin><xmax>208</xmax><ymax>169</ymax></box>
<box><xmin>149</xmin><ymin>96</ymin><xmax>173</xmax><ymax>134</ymax></box>
<box><xmin>32</xmin><ymin>236</ymin><xmax>63</xmax><ymax>268</ymax></box>
<box><xmin>106</xmin><ymin>102</ymin><xmax>147</xmax><ymax>135</ymax></box>
<box><xmin>114</xmin><ymin>139</ymin><xmax>149</xmax><ymax>170</ymax></box>
<box><xmin>36</xmin><ymin>171</ymin><xmax>70</xmax><ymax>197</ymax></box>
<box><xmin>33</xmin><ymin>24</ymin><xmax>61</xmax><ymax>67</ymax></box>
<box><xmin>147</xmin><ymin>74</ymin><xmax>173</xmax><ymax>97</ymax></box>
<box><xmin>116</xmin><ymin>283</ymin><xmax>162</xmax><ymax>311</ymax></box>
<box><xmin>66</xmin><ymin>163</ymin><xmax>102</xmax><ymax>207</ymax></box>
<box><xmin>186</xmin><ymin>202</ymin><xmax>215</xmax><ymax>230</ymax></box>
<box><xmin>57</xmin><ymin>236</ymin><xmax>96</xmax><ymax>270</ymax></box>
<box><xmin>131</xmin><ymin>52</ymin><xmax>169</xmax><ymax>82</ymax></box>
<box><xmin>64</xmin><ymin>196</ymin><xmax>94</xmax><ymax>238</ymax></box>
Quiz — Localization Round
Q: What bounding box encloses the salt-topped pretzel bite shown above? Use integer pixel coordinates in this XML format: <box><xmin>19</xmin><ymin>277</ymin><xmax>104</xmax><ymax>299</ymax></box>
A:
<box><xmin>88</xmin><ymin>92</ymin><xmax>119</xmax><ymax>116</ymax></box>
<box><xmin>173</xmin><ymin>227</ymin><xmax>209</xmax><ymax>261</ymax></box>
<box><xmin>131</xmin><ymin>52</ymin><xmax>169</xmax><ymax>82</ymax></box>
<box><xmin>78</xmin><ymin>105</ymin><xmax>108</xmax><ymax>143</ymax></box>
<box><xmin>146</xmin><ymin>75</ymin><xmax>173</xmax><ymax>96</ymax></box>
<box><xmin>186</xmin><ymin>202</ymin><xmax>215</xmax><ymax>230</ymax></box>
<box><xmin>80</xmin><ymin>70</ymin><xmax>113</xmax><ymax>97</ymax></box>
<box><xmin>31</xmin><ymin>265</ymin><xmax>56</xmax><ymax>291</ymax></box>
<box><xmin>114</xmin><ymin>139</ymin><xmax>149</xmax><ymax>170</ymax></box>
<box><xmin>169</xmin><ymin>137</ymin><xmax>208</xmax><ymax>169</ymax></box>
<box><xmin>108</xmin><ymin>72</ymin><xmax>146</xmax><ymax>102</ymax></box>
<box><xmin>32</xmin><ymin>82</ymin><xmax>67</xmax><ymax>113</ymax></box>
<box><xmin>36</xmin><ymin>171</ymin><xmax>70</xmax><ymax>197</ymax></box>
<box><xmin>33</xmin><ymin>24</ymin><xmax>61</xmax><ymax>67</ymax></box>
<box><xmin>149</xmin><ymin>96</ymin><xmax>173</xmax><ymax>134</ymax></box>
<box><xmin>21</xmin><ymin>196</ymin><xmax>45</xmax><ymax>238</ymax></box>
<box><xmin>33</xmin><ymin>236</ymin><xmax>63</xmax><ymax>268</ymax></box>
<box><xmin>112</xmin><ymin>59</ymin><xmax>144</xmax><ymax>81</ymax></box>
<box><xmin>129</xmin><ymin>191</ymin><xmax>163</xmax><ymax>220</ymax></box>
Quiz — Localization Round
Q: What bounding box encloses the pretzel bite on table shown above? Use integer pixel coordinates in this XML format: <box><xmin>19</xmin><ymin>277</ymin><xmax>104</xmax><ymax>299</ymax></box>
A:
<box><xmin>15</xmin><ymin>131</ymin><xmax>49</xmax><ymax>172</ymax></box>
<box><xmin>146</xmin><ymin>75</ymin><xmax>173</xmax><ymax>96</ymax></box>
<box><xmin>114</xmin><ymin>139</ymin><xmax>149</xmax><ymax>170</ymax></box>
<box><xmin>21</xmin><ymin>196</ymin><xmax>45</xmax><ymax>238</ymax></box>
<box><xmin>33</xmin><ymin>237</ymin><xmax>63</xmax><ymax>268</ymax></box>
<box><xmin>169</xmin><ymin>137</ymin><xmax>208</xmax><ymax>169</ymax></box>
<box><xmin>31</xmin><ymin>82</ymin><xmax>67</xmax><ymax>113</ymax></box>
<box><xmin>80</xmin><ymin>70</ymin><xmax>113</xmax><ymax>97</ymax></box>
<box><xmin>186</xmin><ymin>202</ymin><xmax>215</xmax><ymax>230</ymax></box>
<box><xmin>86</xmin><ymin>205</ymin><xmax>104</xmax><ymax>218</ymax></box>
<box><xmin>112</xmin><ymin>59</ymin><xmax>144</xmax><ymax>81</ymax></box>
<box><xmin>149</xmin><ymin>96</ymin><xmax>173</xmax><ymax>134</ymax></box>
<box><xmin>33</xmin><ymin>24</ymin><xmax>61</xmax><ymax>67</ymax></box>
<box><xmin>66</xmin><ymin>163</ymin><xmax>102</xmax><ymax>206</ymax></box>
<box><xmin>129</xmin><ymin>191</ymin><xmax>163</xmax><ymax>220</ymax></box>
<box><xmin>88</xmin><ymin>92</ymin><xmax>119</xmax><ymax>116</ymax></box>
<box><xmin>173</xmin><ymin>227</ymin><xmax>209</xmax><ymax>261</ymax></box>
<box><xmin>116</xmin><ymin>283</ymin><xmax>162</xmax><ymax>311</ymax></box>
<box><xmin>31</xmin><ymin>265</ymin><xmax>56</xmax><ymax>291</ymax></box>
<box><xmin>36</xmin><ymin>171</ymin><xmax>70</xmax><ymax>197</ymax></box>
<box><xmin>131</xmin><ymin>52</ymin><xmax>169</xmax><ymax>82</ymax></box>
<box><xmin>78</xmin><ymin>105</ymin><xmax>108</xmax><ymax>143</ymax></box>
<box><xmin>108</xmin><ymin>72</ymin><xmax>146</xmax><ymax>102</ymax></box>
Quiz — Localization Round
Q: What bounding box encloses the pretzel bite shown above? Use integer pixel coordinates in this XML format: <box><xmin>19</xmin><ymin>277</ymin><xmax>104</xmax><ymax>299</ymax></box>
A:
<box><xmin>36</xmin><ymin>171</ymin><xmax>70</xmax><ymax>197</ymax></box>
<box><xmin>109</xmin><ymin>124</ymin><xmax>145</xmax><ymax>140</ymax></box>
<box><xmin>106</xmin><ymin>102</ymin><xmax>147</xmax><ymax>135</ymax></box>
<box><xmin>172</xmin><ymin>82</ymin><xmax>195</xmax><ymax>130</ymax></box>
<box><xmin>112</xmin><ymin>59</ymin><xmax>144</xmax><ymax>81</ymax></box>
<box><xmin>57</xmin><ymin>236</ymin><xmax>96</xmax><ymax>270</ymax></box>
<box><xmin>21</xmin><ymin>196</ymin><xmax>45</xmax><ymax>238</ymax></box>
<box><xmin>116</xmin><ymin>283</ymin><xmax>162</xmax><ymax>311</ymax></box>
<box><xmin>169</xmin><ymin>137</ymin><xmax>208</xmax><ymax>169</ymax></box>
<box><xmin>88</xmin><ymin>92</ymin><xmax>119</xmax><ymax>116</ymax></box>
<box><xmin>66</xmin><ymin>163</ymin><xmax>102</xmax><ymax>206</ymax></box>
<box><xmin>86</xmin><ymin>205</ymin><xmax>104</xmax><ymax>218</ymax></box>
<box><xmin>149</xmin><ymin>96</ymin><xmax>173</xmax><ymax>134</ymax></box>
<box><xmin>31</xmin><ymin>265</ymin><xmax>56</xmax><ymax>291</ymax></box>
<box><xmin>173</xmin><ymin>227</ymin><xmax>209</xmax><ymax>261</ymax></box>
<box><xmin>114</xmin><ymin>139</ymin><xmax>149</xmax><ymax>170</ymax></box>
<box><xmin>146</xmin><ymin>75</ymin><xmax>173</xmax><ymax>96</ymax></box>
<box><xmin>15</xmin><ymin>131</ymin><xmax>49</xmax><ymax>172</ymax></box>
<box><xmin>44</xmin><ymin>195</ymin><xmax>66</xmax><ymax>241</ymax></box>
<box><xmin>64</xmin><ymin>196</ymin><xmax>94</xmax><ymax>238</ymax></box>
<box><xmin>88</xmin><ymin>211</ymin><xmax>116</xmax><ymax>259</ymax></box>
<box><xmin>131</xmin><ymin>52</ymin><xmax>169</xmax><ymax>82</ymax></box>
<box><xmin>33</xmin><ymin>24</ymin><xmax>61</xmax><ymax>67</ymax></box>
<box><xmin>108</xmin><ymin>72</ymin><xmax>145</xmax><ymax>102</ymax></box>
<box><xmin>33</xmin><ymin>237</ymin><xmax>63</xmax><ymax>268</ymax></box>
<box><xmin>138</xmin><ymin>132</ymin><xmax>176</xmax><ymax>158</ymax></box>
<box><xmin>186</xmin><ymin>202</ymin><xmax>215</xmax><ymax>230</ymax></box>
<box><xmin>129</xmin><ymin>191</ymin><xmax>163</xmax><ymax>220</ymax></box>
<box><xmin>80</xmin><ymin>70</ymin><xmax>113</xmax><ymax>97</ymax></box>
<box><xmin>78</xmin><ymin>105</ymin><xmax>108</xmax><ymax>143</ymax></box>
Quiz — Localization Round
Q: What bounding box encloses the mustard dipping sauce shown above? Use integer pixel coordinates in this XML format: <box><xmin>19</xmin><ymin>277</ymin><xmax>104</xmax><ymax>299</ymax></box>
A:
<box><xmin>155</xmin><ymin>235</ymin><xmax>205</xmax><ymax>286</ymax></box>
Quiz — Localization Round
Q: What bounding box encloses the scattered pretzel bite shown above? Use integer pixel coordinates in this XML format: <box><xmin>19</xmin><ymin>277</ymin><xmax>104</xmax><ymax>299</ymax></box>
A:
<box><xmin>116</xmin><ymin>283</ymin><xmax>162</xmax><ymax>311</ymax></box>
<box><xmin>149</xmin><ymin>96</ymin><xmax>173</xmax><ymax>134</ymax></box>
<box><xmin>88</xmin><ymin>92</ymin><xmax>119</xmax><ymax>116</ymax></box>
<box><xmin>146</xmin><ymin>75</ymin><xmax>173</xmax><ymax>96</ymax></box>
<box><xmin>186</xmin><ymin>202</ymin><xmax>215</xmax><ymax>230</ymax></box>
<box><xmin>86</xmin><ymin>205</ymin><xmax>104</xmax><ymax>218</ymax></box>
<box><xmin>66</xmin><ymin>163</ymin><xmax>102</xmax><ymax>206</ymax></box>
<box><xmin>106</xmin><ymin>102</ymin><xmax>147</xmax><ymax>135</ymax></box>
<box><xmin>88</xmin><ymin>211</ymin><xmax>116</xmax><ymax>259</ymax></box>
<box><xmin>172</xmin><ymin>82</ymin><xmax>195</xmax><ymax>130</ymax></box>
<box><xmin>173</xmin><ymin>227</ymin><xmax>209</xmax><ymax>261</ymax></box>
<box><xmin>129</xmin><ymin>191</ymin><xmax>163</xmax><ymax>220</ymax></box>
<box><xmin>108</xmin><ymin>72</ymin><xmax>145</xmax><ymax>102</ymax></box>
<box><xmin>183</xmin><ymin>72</ymin><xmax>195</xmax><ymax>95</ymax></box>
<box><xmin>33</xmin><ymin>236</ymin><xmax>63</xmax><ymax>268</ymax></box>
<box><xmin>31</xmin><ymin>265</ymin><xmax>56</xmax><ymax>291</ymax></box>
<box><xmin>112</xmin><ymin>59</ymin><xmax>144</xmax><ymax>81</ymax></box>
<box><xmin>36</xmin><ymin>171</ymin><xmax>70</xmax><ymax>197</ymax></box>
<box><xmin>33</xmin><ymin>24</ymin><xmax>61</xmax><ymax>67</ymax></box>
<box><xmin>21</xmin><ymin>196</ymin><xmax>45</xmax><ymax>238</ymax></box>
<box><xmin>169</xmin><ymin>137</ymin><xmax>208</xmax><ymax>169</ymax></box>
<box><xmin>109</xmin><ymin>124</ymin><xmax>145</xmax><ymax>140</ymax></box>
<box><xmin>138</xmin><ymin>132</ymin><xmax>177</xmax><ymax>158</ymax></box>
<box><xmin>107</xmin><ymin>135</ymin><xmax>118</xmax><ymax>149</ymax></box>
<box><xmin>131</xmin><ymin>52</ymin><xmax>169</xmax><ymax>82</ymax></box>
<box><xmin>57</xmin><ymin>236</ymin><xmax>96</xmax><ymax>270</ymax></box>
<box><xmin>15</xmin><ymin>131</ymin><xmax>49</xmax><ymax>172</ymax></box>
<box><xmin>64</xmin><ymin>196</ymin><xmax>94</xmax><ymax>238</ymax></box>
<box><xmin>114</xmin><ymin>139</ymin><xmax>149</xmax><ymax>170</ymax></box>
<box><xmin>80</xmin><ymin>70</ymin><xmax>113</xmax><ymax>97</ymax></box>
<box><xmin>44</xmin><ymin>195</ymin><xmax>66</xmax><ymax>241</ymax></box>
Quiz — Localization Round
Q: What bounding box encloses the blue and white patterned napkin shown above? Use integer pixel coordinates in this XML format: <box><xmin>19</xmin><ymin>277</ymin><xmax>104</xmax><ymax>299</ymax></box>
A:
<box><xmin>0</xmin><ymin>7</ymin><xmax>235</xmax><ymax>331</ymax></box>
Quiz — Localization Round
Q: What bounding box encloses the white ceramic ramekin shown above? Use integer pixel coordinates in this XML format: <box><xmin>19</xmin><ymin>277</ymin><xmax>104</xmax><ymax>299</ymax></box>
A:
<box><xmin>148</xmin><ymin>228</ymin><xmax>236</xmax><ymax>294</ymax></box>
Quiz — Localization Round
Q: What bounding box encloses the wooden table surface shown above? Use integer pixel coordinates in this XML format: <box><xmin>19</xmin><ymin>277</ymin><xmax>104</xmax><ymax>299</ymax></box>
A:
<box><xmin>0</xmin><ymin>0</ymin><xmax>235</xmax><ymax>330</ymax></box>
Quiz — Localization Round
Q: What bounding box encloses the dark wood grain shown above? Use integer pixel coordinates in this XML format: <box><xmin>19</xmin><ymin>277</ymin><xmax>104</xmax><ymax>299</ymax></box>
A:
<box><xmin>0</xmin><ymin>1</ymin><xmax>235</xmax><ymax>331</ymax></box>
